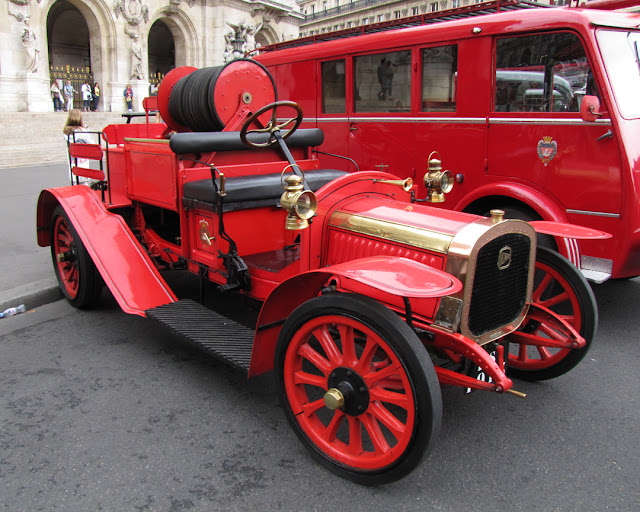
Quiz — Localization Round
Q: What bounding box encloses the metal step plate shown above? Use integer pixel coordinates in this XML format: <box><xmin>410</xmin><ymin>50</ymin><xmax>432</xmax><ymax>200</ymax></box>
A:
<box><xmin>146</xmin><ymin>299</ymin><xmax>255</xmax><ymax>373</ymax></box>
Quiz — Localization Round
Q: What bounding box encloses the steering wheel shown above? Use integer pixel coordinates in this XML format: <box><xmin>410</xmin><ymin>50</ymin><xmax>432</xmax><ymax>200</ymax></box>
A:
<box><xmin>240</xmin><ymin>101</ymin><xmax>303</xmax><ymax>148</ymax></box>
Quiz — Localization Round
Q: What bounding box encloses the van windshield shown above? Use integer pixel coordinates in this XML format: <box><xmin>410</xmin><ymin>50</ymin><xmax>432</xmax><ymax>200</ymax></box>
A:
<box><xmin>597</xmin><ymin>29</ymin><xmax>640</xmax><ymax>119</ymax></box>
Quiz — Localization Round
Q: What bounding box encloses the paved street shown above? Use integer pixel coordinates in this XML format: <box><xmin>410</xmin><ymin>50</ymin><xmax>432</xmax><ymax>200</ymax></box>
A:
<box><xmin>1</xmin><ymin>278</ymin><xmax>639</xmax><ymax>511</ymax></box>
<box><xmin>0</xmin><ymin>163</ymin><xmax>69</xmax><ymax>310</ymax></box>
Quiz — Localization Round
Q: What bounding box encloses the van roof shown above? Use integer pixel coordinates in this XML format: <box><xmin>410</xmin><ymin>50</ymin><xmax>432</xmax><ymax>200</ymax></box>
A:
<box><xmin>256</xmin><ymin>5</ymin><xmax>640</xmax><ymax>65</ymax></box>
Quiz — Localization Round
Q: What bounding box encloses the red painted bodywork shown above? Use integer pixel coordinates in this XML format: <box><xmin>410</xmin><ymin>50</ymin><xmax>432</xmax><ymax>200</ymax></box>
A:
<box><xmin>255</xmin><ymin>7</ymin><xmax>640</xmax><ymax>278</ymax></box>
<box><xmin>36</xmin><ymin>59</ymin><xmax>597</xmax><ymax>399</ymax></box>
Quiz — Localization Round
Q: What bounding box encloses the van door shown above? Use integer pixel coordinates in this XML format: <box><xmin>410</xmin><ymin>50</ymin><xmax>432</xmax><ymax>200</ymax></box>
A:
<box><xmin>488</xmin><ymin>32</ymin><xmax>623</xmax><ymax>219</ymax></box>
<box><xmin>347</xmin><ymin>49</ymin><xmax>415</xmax><ymax>177</ymax></box>
<box><xmin>315</xmin><ymin>58</ymin><xmax>352</xmax><ymax>169</ymax></box>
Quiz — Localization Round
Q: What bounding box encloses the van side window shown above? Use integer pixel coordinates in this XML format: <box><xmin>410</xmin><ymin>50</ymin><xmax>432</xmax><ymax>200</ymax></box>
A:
<box><xmin>421</xmin><ymin>45</ymin><xmax>458</xmax><ymax>112</ymax></box>
<box><xmin>322</xmin><ymin>59</ymin><xmax>346</xmax><ymax>113</ymax></box>
<box><xmin>353</xmin><ymin>50</ymin><xmax>411</xmax><ymax>113</ymax></box>
<box><xmin>494</xmin><ymin>32</ymin><xmax>594</xmax><ymax>113</ymax></box>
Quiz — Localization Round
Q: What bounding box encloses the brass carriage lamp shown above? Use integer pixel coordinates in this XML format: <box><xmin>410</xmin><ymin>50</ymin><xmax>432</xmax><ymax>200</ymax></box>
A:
<box><xmin>424</xmin><ymin>152</ymin><xmax>454</xmax><ymax>203</ymax></box>
<box><xmin>281</xmin><ymin>174</ymin><xmax>318</xmax><ymax>230</ymax></box>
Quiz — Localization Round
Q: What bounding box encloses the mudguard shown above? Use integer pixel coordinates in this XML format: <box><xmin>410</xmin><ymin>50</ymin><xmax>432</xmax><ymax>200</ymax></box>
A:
<box><xmin>248</xmin><ymin>256</ymin><xmax>462</xmax><ymax>377</ymax></box>
<box><xmin>529</xmin><ymin>221</ymin><xmax>611</xmax><ymax>240</ymax></box>
<box><xmin>37</xmin><ymin>186</ymin><xmax>176</xmax><ymax>316</ymax></box>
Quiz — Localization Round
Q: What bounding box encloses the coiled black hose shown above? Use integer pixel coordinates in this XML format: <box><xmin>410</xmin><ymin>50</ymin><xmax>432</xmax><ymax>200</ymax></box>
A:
<box><xmin>168</xmin><ymin>66</ymin><xmax>225</xmax><ymax>132</ymax></box>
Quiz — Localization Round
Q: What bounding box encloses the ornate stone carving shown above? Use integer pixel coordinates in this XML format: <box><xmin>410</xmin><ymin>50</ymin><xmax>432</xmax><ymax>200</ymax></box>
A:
<box><xmin>224</xmin><ymin>20</ymin><xmax>262</xmax><ymax>62</ymax></box>
<box><xmin>21</xmin><ymin>18</ymin><xmax>40</xmax><ymax>73</ymax></box>
<box><xmin>8</xmin><ymin>0</ymin><xmax>30</xmax><ymax>22</ymax></box>
<box><xmin>114</xmin><ymin>0</ymin><xmax>149</xmax><ymax>25</ymax></box>
<box><xmin>130</xmin><ymin>34</ymin><xmax>144</xmax><ymax>79</ymax></box>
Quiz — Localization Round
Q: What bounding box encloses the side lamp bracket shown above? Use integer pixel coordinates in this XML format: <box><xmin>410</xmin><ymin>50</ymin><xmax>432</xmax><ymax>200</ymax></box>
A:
<box><xmin>280</xmin><ymin>167</ymin><xmax>317</xmax><ymax>231</ymax></box>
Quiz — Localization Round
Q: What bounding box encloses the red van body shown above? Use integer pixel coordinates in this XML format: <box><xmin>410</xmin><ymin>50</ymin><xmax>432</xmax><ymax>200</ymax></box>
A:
<box><xmin>256</xmin><ymin>5</ymin><xmax>640</xmax><ymax>281</ymax></box>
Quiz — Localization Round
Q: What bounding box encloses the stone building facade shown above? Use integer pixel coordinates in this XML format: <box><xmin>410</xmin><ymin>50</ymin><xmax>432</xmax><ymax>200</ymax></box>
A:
<box><xmin>1</xmin><ymin>0</ymin><xmax>303</xmax><ymax>112</ymax></box>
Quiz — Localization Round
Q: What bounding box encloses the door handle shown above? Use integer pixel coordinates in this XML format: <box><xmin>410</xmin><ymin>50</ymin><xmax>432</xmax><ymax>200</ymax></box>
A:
<box><xmin>596</xmin><ymin>129</ymin><xmax>613</xmax><ymax>142</ymax></box>
<box><xmin>349</xmin><ymin>123</ymin><xmax>358</xmax><ymax>132</ymax></box>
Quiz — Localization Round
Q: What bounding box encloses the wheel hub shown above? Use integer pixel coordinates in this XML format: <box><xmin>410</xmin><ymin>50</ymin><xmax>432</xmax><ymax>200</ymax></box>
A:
<box><xmin>326</xmin><ymin>367</ymin><xmax>369</xmax><ymax>416</ymax></box>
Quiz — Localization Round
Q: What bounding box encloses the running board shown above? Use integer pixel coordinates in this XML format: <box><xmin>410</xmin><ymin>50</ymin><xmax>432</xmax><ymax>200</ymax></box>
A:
<box><xmin>146</xmin><ymin>299</ymin><xmax>255</xmax><ymax>373</ymax></box>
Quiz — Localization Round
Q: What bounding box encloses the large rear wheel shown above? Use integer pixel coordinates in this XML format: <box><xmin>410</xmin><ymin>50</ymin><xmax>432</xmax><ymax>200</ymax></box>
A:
<box><xmin>507</xmin><ymin>247</ymin><xmax>597</xmax><ymax>381</ymax></box>
<box><xmin>51</xmin><ymin>205</ymin><xmax>102</xmax><ymax>308</ymax></box>
<box><xmin>276</xmin><ymin>294</ymin><xmax>441</xmax><ymax>485</ymax></box>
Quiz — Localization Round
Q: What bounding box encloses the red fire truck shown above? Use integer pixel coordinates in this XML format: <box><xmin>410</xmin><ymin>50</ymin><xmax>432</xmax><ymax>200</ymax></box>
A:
<box><xmin>36</xmin><ymin>60</ymin><xmax>607</xmax><ymax>484</ymax></box>
<box><xmin>255</xmin><ymin>0</ymin><xmax>640</xmax><ymax>284</ymax></box>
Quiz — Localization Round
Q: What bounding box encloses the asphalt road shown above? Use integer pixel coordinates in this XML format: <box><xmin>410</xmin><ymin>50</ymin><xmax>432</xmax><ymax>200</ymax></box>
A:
<box><xmin>1</xmin><ymin>278</ymin><xmax>639</xmax><ymax>511</ymax></box>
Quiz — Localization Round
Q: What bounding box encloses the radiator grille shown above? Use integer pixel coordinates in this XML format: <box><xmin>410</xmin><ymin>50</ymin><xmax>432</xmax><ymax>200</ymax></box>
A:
<box><xmin>468</xmin><ymin>234</ymin><xmax>531</xmax><ymax>336</ymax></box>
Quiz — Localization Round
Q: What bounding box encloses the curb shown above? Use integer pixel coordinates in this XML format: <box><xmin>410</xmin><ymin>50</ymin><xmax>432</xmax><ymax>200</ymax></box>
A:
<box><xmin>0</xmin><ymin>278</ymin><xmax>63</xmax><ymax>313</ymax></box>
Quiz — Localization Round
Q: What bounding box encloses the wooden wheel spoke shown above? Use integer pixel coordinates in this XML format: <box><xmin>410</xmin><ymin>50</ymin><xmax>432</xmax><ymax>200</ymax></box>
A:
<box><xmin>369</xmin><ymin>387</ymin><xmax>409</xmax><ymax>409</ymax></box>
<box><xmin>298</xmin><ymin>343</ymin><xmax>332</xmax><ymax>376</ymax></box>
<box><xmin>338</xmin><ymin>324</ymin><xmax>357</xmax><ymax>367</ymax></box>
<box><xmin>532</xmin><ymin>273</ymin><xmax>553</xmax><ymax>302</ymax></box>
<box><xmin>313</xmin><ymin>325</ymin><xmax>343</xmax><ymax>367</ymax></box>
<box><xmin>361</xmin><ymin>412</ymin><xmax>391</xmax><ymax>454</ymax></box>
<box><xmin>354</xmin><ymin>338</ymin><xmax>378</xmax><ymax>374</ymax></box>
<box><xmin>539</xmin><ymin>290</ymin><xmax>570</xmax><ymax>309</ymax></box>
<box><xmin>346</xmin><ymin>416</ymin><xmax>363</xmax><ymax>456</ymax></box>
<box><xmin>536</xmin><ymin>346</ymin><xmax>552</xmax><ymax>360</ymax></box>
<box><xmin>368</xmin><ymin>401</ymin><xmax>406</xmax><ymax>440</ymax></box>
<box><xmin>322</xmin><ymin>410</ymin><xmax>344</xmax><ymax>442</ymax></box>
<box><xmin>363</xmin><ymin>361</ymin><xmax>402</xmax><ymax>387</ymax></box>
<box><xmin>293</xmin><ymin>370</ymin><xmax>325</xmax><ymax>388</ymax></box>
<box><xmin>301</xmin><ymin>398</ymin><xmax>326</xmax><ymax>418</ymax></box>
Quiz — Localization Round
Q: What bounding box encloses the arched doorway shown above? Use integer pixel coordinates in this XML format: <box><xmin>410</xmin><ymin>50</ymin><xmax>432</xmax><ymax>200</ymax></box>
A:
<box><xmin>47</xmin><ymin>0</ymin><xmax>92</xmax><ymax>110</ymax></box>
<box><xmin>148</xmin><ymin>19</ymin><xmax>175</xmax><ymax>93</ymax></box>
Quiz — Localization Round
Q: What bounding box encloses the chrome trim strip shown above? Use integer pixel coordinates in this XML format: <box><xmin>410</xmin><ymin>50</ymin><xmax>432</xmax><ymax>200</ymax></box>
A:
<box><xmin>329</xmin><ymin>210</ymin><xmax>454</xmax><ymax>254</ymax></box>
<box><xmin>303</xmin><ymin>116</ymin><xmax>611</xmax><ymax>126</ymax></box>
<box><xmin>566</xmin><ymin>209</ymin><xmax>620</xmax><ymax>218</ymax></box>
<box><xmin>489</xmin><ymin>117</ymin><xmax>611</xmax><ymax>126</ymax></box>
<box><xmin>304</xmin><ymin>117</ymin><xmax>486</xmax><ymax>124</ymax></box>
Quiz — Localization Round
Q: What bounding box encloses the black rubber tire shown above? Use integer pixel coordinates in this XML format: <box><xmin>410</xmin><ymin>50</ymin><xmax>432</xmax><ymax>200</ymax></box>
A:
<box><xmin>275</xmin><ymin>293</ymin><xmax>442</xmax><ymax>485</ymax></box>
<box><xmin>50</xmin><ymin>205</ymin><xmax>102</xmax><ymax>308</ymax></box>
<box><xmin>507</xmin><ymin>247</ymin><xmax>597</xmax><ymax>381</ymax></box>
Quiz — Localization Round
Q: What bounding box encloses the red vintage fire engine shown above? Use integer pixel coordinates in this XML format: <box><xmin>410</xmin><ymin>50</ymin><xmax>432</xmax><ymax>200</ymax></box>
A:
<box><xmin>37</xmin><ymin>60</ymin><xmax>608</xmax><ymax>484</ymax></box>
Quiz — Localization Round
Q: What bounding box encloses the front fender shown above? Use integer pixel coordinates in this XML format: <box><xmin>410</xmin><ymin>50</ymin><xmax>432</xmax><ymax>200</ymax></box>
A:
<box><xmin>248</xmin><ymin>256</ymin><xmax>462</xmax><ymax>377</ymax></box>
<box><xmin>37</xmin><ymin>186</ymin><xmax>176</xmax><ymax>316</ymax></box>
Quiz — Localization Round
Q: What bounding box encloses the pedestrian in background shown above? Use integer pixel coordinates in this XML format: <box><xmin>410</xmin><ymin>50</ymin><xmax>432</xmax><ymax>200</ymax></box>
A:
<box><xmin>50</xmin><ymin>80</ymin><xmax>63</xmax><ymax>112</ymax></box>
<box><xmin>123</xmin><ymin>84</ymin><xmax>133</xmax><ymax>111</ymax></box>
<box><xmin>63</xmin><ymin>108</ymin><xmax>96</xmax><ymax>186</ymax></box>
<box><xmin>81</xmin><ymin>81</ymin><xmax>92</xmax><ymax>112</ymax></box>
<box><xmin>63</xmin><ymin>80</ymin><xmax>75</xmax><ymax>111</ymax></box>
<box><xmin>92</xmin><ymin>83</ymin><xmax>100</xmax><ymax>111</ymax></box>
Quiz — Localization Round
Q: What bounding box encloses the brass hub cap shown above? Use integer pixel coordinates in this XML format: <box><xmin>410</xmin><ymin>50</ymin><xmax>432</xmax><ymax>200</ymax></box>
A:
<box><xmin>323</xmin><ymin>388</ymin><xmax>344</xmax><ymax>410</ymax></box>
<box><xmin>325</xmin><ymin>367</ymin><xmax>370</xmax><ymax>416</ymax></box>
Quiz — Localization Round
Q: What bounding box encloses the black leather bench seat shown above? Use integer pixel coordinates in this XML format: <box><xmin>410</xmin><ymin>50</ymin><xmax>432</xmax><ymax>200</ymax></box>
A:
<box><xmin>170</xmin><ymin>128</ymin><xmax>325</xmax><ymax>155</ymax></box>
<box><xmin>183</xmin><ymin>169</ymin><xmax>347</xmax><ymax>212</ymax></box>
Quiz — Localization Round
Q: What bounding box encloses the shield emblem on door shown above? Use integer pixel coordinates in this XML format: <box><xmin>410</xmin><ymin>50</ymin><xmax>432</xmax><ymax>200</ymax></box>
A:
<box><xmin>537</xmin><ymin>136</ymin><xmax>557</xmax><ymax>166</ymax></box>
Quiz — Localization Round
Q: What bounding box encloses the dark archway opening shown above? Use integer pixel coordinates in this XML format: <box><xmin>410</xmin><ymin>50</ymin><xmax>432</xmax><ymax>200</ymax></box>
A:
<box><xmin>47</xmin><ymin>0</ymin><xmax>92</xmax><ymax>109</ymax></box>
<box><xmin>148</xmin><ymin>19</ymin><xmax>175</xmax><ymax>91</ymax></box>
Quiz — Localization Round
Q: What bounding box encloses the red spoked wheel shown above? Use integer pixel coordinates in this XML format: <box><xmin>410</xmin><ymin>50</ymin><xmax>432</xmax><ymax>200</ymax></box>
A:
<box><xmin>276</xmin><ymin>294</ymin><xmax>441</xmax><ymax>485</ymax></box>
<box><xmin>51</xmin><ymin>205</ymin><xmax>102</xmax><ymax>308</ymax></box>
<box><xmin>507</xmin><ymin>247</ymin><xmax>597</xmax><ymax>381</ymax></box>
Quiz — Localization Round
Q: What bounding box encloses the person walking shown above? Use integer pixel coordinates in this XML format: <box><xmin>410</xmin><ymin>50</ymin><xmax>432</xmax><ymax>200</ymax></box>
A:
<box><xmin>81</xmin><ymin>81</ymin><xmax>92</xmax><ymax>112</ymax></box>
<box><xmin>92</xmin><ymin>83</ymin><xmax>100</xmax><ymax>111</ymax></box>
<box><xmin>123</xmin><ymin>84</ymin><xmax>133</xmax><ymax>112</ymax></box>
<box><xmin>63</xmin><ymin>80</ymin><xmax>75</xmax><ymax>111</ymax></box>
<box><xmin>50</xmin><ymin>80</ymin><xmax>63</xmax><ymax>112</ymax></box>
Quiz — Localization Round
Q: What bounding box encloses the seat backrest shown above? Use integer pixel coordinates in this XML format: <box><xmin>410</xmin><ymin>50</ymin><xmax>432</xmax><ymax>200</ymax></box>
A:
<box><xmin>170</xmin><ymin>128</ymin><xmax>325</xmax><ymax>155</ymax></box>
